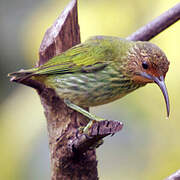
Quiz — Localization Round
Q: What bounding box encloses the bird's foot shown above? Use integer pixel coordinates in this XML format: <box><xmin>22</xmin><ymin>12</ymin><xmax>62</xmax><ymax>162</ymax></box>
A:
<box><xmin>83</xmin><ymin>119</ymin><xmax>96</xmax><ymax>134</ymax></box>
<box><xmin>64</xmin><ymin>99</ymin><xmax>105</xmax><ymax>148</ymax></box>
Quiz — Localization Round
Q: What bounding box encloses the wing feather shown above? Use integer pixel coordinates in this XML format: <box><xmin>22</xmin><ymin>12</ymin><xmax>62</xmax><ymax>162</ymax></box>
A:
<box><xmin>36</xmin><ymin>37</ymin><xmax>117</xmax><ymax>75</ymax></box>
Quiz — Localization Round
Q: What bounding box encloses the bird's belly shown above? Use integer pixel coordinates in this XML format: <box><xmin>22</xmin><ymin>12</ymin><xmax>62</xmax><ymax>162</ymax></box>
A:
<box><xmin>45</xmin><ymin>72</ymin><xmax>141</xmax><ymax>107</ymax></box>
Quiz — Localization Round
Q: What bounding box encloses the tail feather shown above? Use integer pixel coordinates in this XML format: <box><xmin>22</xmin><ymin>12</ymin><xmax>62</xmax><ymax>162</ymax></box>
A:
<box><xmin>8</xmin><ymin>68</ymin><xmax>36</xmax><ymax>83</ymax></box>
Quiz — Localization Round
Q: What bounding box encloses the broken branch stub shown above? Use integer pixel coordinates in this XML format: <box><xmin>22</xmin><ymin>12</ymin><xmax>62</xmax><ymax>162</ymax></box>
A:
<box><xmin>39</xmin><ymin>0</ymin><xmax>80</xmax><ymax>66</ymax></box>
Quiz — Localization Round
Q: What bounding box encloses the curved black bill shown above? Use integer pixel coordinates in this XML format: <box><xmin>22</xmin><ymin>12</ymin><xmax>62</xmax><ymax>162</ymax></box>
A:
<box><xmin>140</xmin><ymin>72</ymin><xmax>170</xmax><ymax>117</ymax></box>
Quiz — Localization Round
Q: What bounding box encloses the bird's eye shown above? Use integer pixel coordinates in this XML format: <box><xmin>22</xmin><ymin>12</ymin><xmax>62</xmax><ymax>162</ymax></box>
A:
<box><xmin>142</xmin><ymin>61</ymin><xmax>149</xmax><ymax>69</ymax></box>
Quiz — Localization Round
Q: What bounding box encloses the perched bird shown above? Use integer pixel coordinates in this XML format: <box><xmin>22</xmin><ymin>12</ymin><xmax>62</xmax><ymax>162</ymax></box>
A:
<box><xmin>9</xmin><ymin>36</ymin><xmax>170</xmax><ymax>130</ymax></box>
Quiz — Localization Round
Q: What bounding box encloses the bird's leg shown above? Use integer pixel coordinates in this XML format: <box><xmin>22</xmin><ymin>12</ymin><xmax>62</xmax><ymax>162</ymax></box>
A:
<box><xmin>64</xmin><ymin>99</ymin><xmax>105</xmax><ymax>134</ymax></box>
<box><xmin>64</xmin><ymin>99</ymin><xmax>105</xmax><ymax>148</ymax></box>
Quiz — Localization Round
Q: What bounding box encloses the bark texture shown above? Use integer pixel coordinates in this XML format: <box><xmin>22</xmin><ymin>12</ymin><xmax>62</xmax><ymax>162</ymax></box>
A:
<box><xmin>37</xmin><ymin>1</ymin><xmax>97</xmax><ymax>179</ymax></box>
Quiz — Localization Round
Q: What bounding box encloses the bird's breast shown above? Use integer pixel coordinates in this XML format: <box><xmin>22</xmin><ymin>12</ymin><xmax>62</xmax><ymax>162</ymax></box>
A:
<box><xmin>44</xmin><ymin>67</ymin><xmax>143</xmax><ymax>107</ymax></box>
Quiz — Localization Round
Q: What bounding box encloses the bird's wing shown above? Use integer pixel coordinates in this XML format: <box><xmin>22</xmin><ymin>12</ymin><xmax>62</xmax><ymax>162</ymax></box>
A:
<box><xmin>36</xmin><ymin>41</ymin><xmax>115</xmax><ymax>75</ymax></box>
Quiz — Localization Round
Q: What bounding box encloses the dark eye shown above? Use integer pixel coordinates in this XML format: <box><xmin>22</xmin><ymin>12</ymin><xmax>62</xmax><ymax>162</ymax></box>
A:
<box><xmin>142</xmin><ymin>61</ymin><xmax>149</xmax><ymax>69</ymax></box>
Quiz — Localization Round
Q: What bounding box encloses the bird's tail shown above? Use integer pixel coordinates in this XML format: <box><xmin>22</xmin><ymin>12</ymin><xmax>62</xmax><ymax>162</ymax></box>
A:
<box><xmin>8</xmin><ymin>68</ymin><xmax>37</xmax><ymax>83</ymax></box>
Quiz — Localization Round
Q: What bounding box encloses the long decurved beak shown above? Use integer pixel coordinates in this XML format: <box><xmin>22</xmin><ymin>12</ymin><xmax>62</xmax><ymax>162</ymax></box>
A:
<box><xmin>140</xmin><ymin>72</ymin><xmax>170</xmax><ymax>117</ymax></box>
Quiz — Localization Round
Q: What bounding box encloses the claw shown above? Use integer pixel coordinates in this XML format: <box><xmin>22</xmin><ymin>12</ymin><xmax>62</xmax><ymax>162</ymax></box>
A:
<box><xmin>83</xmin><ymin>120</ymin><xmax>97</xmax><ymax>135</ymax></box>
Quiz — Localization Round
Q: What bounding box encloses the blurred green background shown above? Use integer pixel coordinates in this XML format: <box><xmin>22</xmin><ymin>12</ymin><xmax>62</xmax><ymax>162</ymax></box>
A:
<box><xmin>1</xmin><ymin>0</ymin><xmax>180</xmax><ymax>179</ymax></box>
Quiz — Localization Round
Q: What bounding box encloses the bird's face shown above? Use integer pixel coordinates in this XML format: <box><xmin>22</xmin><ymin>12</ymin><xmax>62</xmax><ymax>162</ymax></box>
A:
<box><xmin>127</xmin><ymin>41</ymin><xmax>170</xmax><ymax>116</ymax></box>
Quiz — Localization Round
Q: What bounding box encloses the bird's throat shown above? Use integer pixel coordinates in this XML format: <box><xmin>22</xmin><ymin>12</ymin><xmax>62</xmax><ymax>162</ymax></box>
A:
<box><xmin>132</xmin><ymin>74</ymin><xmax>153</xmax><ymax>84</ymax></box>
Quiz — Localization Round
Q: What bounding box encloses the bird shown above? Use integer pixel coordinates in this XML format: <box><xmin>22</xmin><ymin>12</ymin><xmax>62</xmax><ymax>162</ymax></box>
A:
<box><xmin>8</xmin><ymin>36</ymin><xmax>170</xmax><ymax>131</ymax></box>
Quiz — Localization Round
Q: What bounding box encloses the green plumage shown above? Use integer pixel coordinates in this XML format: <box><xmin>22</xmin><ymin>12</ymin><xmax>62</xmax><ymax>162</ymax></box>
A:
<box><xmin>9</xmin><ymin>36</ymin><xmax>169</xmax><ymax>110</ymax></box>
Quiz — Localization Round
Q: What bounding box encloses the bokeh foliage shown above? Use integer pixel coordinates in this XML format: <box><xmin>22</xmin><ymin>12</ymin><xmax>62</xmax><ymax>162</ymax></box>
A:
<box><xmin>1</xmin><ymin>0</ymin><xmax>180</xmax><ymax>179</ymax></box>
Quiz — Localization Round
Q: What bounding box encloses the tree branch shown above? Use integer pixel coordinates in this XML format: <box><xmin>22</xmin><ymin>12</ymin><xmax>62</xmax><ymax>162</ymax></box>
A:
<box><xmin>72</xmin><ymin>120</ymin><xmax>123</xmax><ymax>154</ymax></box>
<box><xmin>38</xmin><ymin>0</ymin><xmax>80</xmax><ymax>66</ymax></box>
<box><xmin>37</xmin><ymin>0</ymin><xmax>100</xmax><ymax>179</ymax></box>
<box><xmin>127</xmin><ymin>2</ymin><xmax>180</xmax><ymax>41</ymax></box>
<box><xmin>166</xmin><ymin>170</ymin><xmax>180</xmax><ymax>180</ymax></box>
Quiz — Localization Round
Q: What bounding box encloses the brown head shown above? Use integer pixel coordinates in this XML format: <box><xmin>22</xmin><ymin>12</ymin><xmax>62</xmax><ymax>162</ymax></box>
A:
<box><xmin>127</xmin><ymin>41</ymin><xmax>170</xmax><ymax>117</ymax></box>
